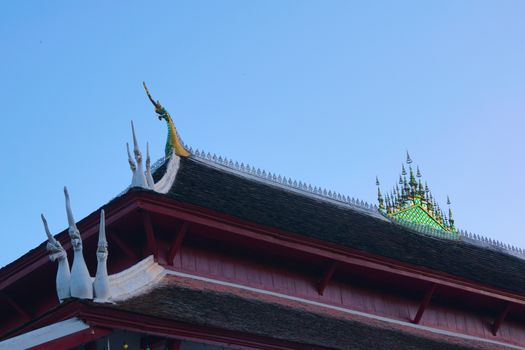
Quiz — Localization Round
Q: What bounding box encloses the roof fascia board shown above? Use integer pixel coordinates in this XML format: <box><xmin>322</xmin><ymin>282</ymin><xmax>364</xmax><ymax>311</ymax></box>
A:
<box><xmin>0</xmin><ymin>318</ymin><xmax>90</xmax><ymax>350</ymax></box>
<box><xmin>135</xmin><ymin>193</ymin><xmax>525</xmax><ymax>306</ymax></box>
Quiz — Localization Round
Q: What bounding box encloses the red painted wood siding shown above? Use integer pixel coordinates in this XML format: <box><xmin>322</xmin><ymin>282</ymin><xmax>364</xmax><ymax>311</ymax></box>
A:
<box><xmin>171</xmin><ymin>241</ymin><xmax>525</xmax><ymax>347</ymax></box>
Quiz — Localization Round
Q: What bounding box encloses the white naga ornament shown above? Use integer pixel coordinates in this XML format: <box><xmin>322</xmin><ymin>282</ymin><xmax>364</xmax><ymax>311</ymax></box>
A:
<box><xmin>65</xmin><ymin>187</ymin><xmax>93</xmax><ymax>299</ymax></box>
<box><xmin>145</xmin><ymin>142</ymin><xmax>155</xmax><ymax>189</ymax></box>
<box><xmin>127</xmin><ymin>121</ymin><xmax>149</xmax><ymax>189</ymax></box>
<box><xmin>93</xmin><ymin>209</ymin><xmax>111</xmax><ymax>302</ymax></box>
<box><xmin>41</xmin><ymin>214</ymin><xmax>71</xmax><ymax>302</ymax></box>
<box><xmin>44</xmin><ymin>188</ymin><xmax>112</xmax><ymax>302</ymax></box>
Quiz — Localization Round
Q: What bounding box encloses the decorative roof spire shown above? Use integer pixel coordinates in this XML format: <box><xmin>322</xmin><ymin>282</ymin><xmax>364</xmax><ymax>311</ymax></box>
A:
<box><xmin>128</xmin><ymin>121</ymin><xmax>148</xmax><ymax>189</ymax></box>
<box><xmin>41</xmin><ymin>214</ymin><xmax>71</xmax><ymax>302</ymax></box>
<box><xmin>64</xmin><ymin>187</ymin><xmax>93</xmax><ymax>299</ymax></box>
<box><xmin>126</xmin><ymin>143</ymin><xmax>136</xmax><ymax>172</ymax></box>
<box><xmin>143</xmin><ymin>82</ymin><xmax>190</xmax><ymax>158</ymax></box>
<box><xmin>377</xmin><ymin>154</ymin><xmax>457</xmax><ymax>235</ymax></box>
<box><xmin>94</xmin><ymin>209</ymin><xmax>111</xmax><ymax>302</ymax></box>
<box><xmin>376</xmin><ymin>177</ymin><xmax>384</xmax><ymax>209</ymax></box>
<box><xmin>145</xmin><ymin>142</ymin><xmax>155</xmax><ymax>189</ymax></box>
<box><xmin>447</xmin><ymin>196</ymin><xmax>455</xmax><ymax>230</ymax></box>
<box><xmin>406</xmin><ymin>151</ymin><xmax>412</xmax><ymax>164</ymax></box>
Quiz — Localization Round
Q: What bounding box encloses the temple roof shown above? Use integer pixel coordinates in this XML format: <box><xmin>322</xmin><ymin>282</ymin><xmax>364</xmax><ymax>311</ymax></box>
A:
<box><xmin>149</xmin><ymin>155</ymin><xmax>525</xmax><ymax>295</ymax></box>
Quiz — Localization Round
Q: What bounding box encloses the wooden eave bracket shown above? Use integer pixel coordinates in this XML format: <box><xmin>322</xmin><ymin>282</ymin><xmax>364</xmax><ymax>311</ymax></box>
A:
<box><xmin>412</xmin><ymin>283</ymin><xmax>437</xmax><ymax>324</ymax></box>
<box><xmin>492</xmin><ymin>302</ymin><xmax>511</xmax><ymax>336</ymax></box>
<box><xmin>317</xmin><ymin>261</ymin><xmax>338</xmax><ymax>295</ymax></box>
<box><xmin>141</xmin><ymin>210</ymin><xmax>158</xmax><ymax>260</ymax></box>
<box><xmin>168</xmin><ymin>222</ymin><xmax>189</xmax><ymax>265</ymax></box>
<box><xmin>0</xmin><ymin>291</ymin><xmax>32</xmax><ymax>321</ymax></box>
<box><xmin>108</xmin><ymin>230</ymin><xmax>139</xmax><ymax>260</ymax></box>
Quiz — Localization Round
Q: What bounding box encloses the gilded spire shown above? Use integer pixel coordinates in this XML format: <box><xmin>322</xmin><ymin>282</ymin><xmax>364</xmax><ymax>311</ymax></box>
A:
<box><xmin>406</xmin><ymin>151</ymin><xmax>412</xmax><ymax>164</ymax></box>
<box><xmin>376</xmin><ymin>177</ymin><xmax>384</xmax><ymax>209</ymax></box>
<box><xmin>143</xmin><ymin>82</ymin><xmax>190</xmax><ymax>158</ymax></box>
<box><xmin>377</xmin><ymin>153</ymin><xmax>457</xmax><ymax>234</ymax></box>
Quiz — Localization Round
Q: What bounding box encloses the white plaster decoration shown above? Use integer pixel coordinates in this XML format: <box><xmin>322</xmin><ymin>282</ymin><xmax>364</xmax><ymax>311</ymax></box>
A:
<box><xmin>93</xmin><ymin>209</ymin><xmax>111</xmax><ymax>302</ymax></box>
<box><xmin>41</xmin><ymin>214</ymin><xmax>71</xmax><ymax>302</ymax></box>
<box><xmin>65</xmin><ymin>187</ymin><xmax>93</xmax><ymax>299</ymax></box>
<box><xmin>126</xmin><ymin>142</ymin><xmax>136</xmax><ymax>174</ymax></box>
<box><xmin>0</xmin><ymin>318</ymin><xmax>90</xmax><ymax>350</ymax></box>
<box><xmin>107</xmin><ymin>255</ymin><xmax>166</xmax><ymax>301</ymax></box>
<box><xmin>153</xmin><ymin>150</ymin><xmax>181</xmax><ymax>194</ymax></box>
<box><xmin>145</xmin><ymin>142</ymin><xmax>155</xmax><ymax>189</ymax></box>
<box><xmin>128</xmin><ymin>121</ymin><xmax>148</xmax><ymax>189</ymax></box>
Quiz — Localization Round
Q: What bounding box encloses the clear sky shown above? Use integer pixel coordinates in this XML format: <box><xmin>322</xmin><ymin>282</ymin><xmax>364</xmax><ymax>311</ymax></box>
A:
<box><xmin>1</xmin><ymin>1</ymin><xmax>524</xmax><ymax>267</ymax></box>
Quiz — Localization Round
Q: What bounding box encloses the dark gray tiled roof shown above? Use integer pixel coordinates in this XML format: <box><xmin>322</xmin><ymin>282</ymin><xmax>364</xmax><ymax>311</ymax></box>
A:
<box><xmin>113</xmin><ymin>283</ymin><xmax>491</xmax><ymax>350</ymax></box>
<box><xmin>157</xmin><ymin>157</ymin><xmax>525</xmax><ymax>295</ymax></box>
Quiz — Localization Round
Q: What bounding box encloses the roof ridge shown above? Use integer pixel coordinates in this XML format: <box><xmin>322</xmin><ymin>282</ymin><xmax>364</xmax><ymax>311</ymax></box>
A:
<box><xmin>457</xmin><ymin>229</ymin><xmax>525</xmax><ymax>259</ymax></box>
<box><xmin>188</xmin><ymin>145</ymin><xmax>381</xmax><ymax>216</ymax></box>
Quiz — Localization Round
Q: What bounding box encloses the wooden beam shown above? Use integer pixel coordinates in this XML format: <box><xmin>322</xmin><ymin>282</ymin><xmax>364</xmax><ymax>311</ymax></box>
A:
<box><xmin>317</xmin><ymin>261</ymin><xmax>338</xmax><ymax>295</ymax></box>
<box><xmin>108</xmin><ymin>230</ymin><xmax>138</xmax><ymax>260</ymax></box>
<box><xmin>492</xmin><ymin>302</ymin><xmax>511</xmax><ymax>336</ymax></box>
<box><xmin>166</xmin><ymin>339</ymin><xmax>181</xmax><ymax>350</ymax></box>
<box><xmin>141</xmin><ymin>210</ymin><xmax>158</xmax><ymax>260</ymax></box>
<box><xmin>0</xmin><ymin>291</ymin><xmax>31</xmax><ymax>321</ymax></box>
<box><xmin>85</xmin><ymin>341</ymin><xmax>97</xmax><ymax>350</ymax></box>
<box><xmin>27</xmin><ymin>326</ymin><xmax>111</xmax><ymax>350</ymax></box>
<box><xmin>412</xmin><ymin>283</ymin><xmax>436</xmax><ymax>324</ymax></box>
<box><xmin>168</xmin><ymin>222</ymin><xmax>189</xmax><ymax>265</ymax></box>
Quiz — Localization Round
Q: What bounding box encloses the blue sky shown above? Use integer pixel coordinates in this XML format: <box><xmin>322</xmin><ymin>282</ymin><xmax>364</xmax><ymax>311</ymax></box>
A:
<box><xmin>1</xmin><ymin>1</ymin><xmax>524</xmax><ymax>267</ymax></box>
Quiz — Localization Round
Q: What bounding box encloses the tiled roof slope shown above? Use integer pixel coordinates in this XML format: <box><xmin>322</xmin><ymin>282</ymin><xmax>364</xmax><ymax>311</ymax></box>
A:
<box><xmin>154</xmin><ymin>156</ymin><xmax>525</xmax><ymax>295</ymax></box>
<box><xmin>111</xmin><ymin>282</ymin><xmax>500</xmax><ymax>350</ymax></box>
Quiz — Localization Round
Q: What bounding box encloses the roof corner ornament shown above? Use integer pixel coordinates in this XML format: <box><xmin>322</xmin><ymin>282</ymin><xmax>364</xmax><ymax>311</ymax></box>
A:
<box><xmin>145</xmin><ymin>142</ymin><xmax>155</xmax><ymax>188</ymax></box>
<box><xmin>93</xmin><ymin>209</ymin><xmax>111</xmax><ymax>302</ymax></box>
<box><xmin>64</xmin><ymin>187</ymin><xmax>93</xmax><ymax>299</ymax></box>
<box><xmin>143</xmin><ymin>82</ymin><xmax>191</xmax><ymax>158</ymax></box>
<box><xmin>45</xmin><ymin>189</ymin><xmax>115</xmax><ymax>303</ymax></box>
<box><xmin>127</xmin><ymin>121</ymin><xmax>150</xmax><ymax>189</ymax></box>
<box><xmin>41</xmin><ymin>214</ymin><xmax>71</xmax><ymax>302</ymax></box>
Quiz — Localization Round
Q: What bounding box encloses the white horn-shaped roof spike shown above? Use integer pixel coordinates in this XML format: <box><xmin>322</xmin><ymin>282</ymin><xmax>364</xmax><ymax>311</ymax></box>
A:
<box><xmin>41</xmin><ymin>214</ymin><xmax>71</xmax><ymax>302</ymax></box>
<box><xmin>64</xmin><ymin>187</ymin><xmax>93</xmax><ymax>299</ymax></box>
<box><xmin>131</xmin><ymin>120</ymin><xmax>139</xmax><ymax>150</ymax></box>
<box><xmin>145</xmin><ymin>142</ymin><xmax>155</xmax><ymax>189</ymax></box>
<box><xmin>126</xmin><ymin>143</ymin><xmax>136</xmax><ymax>172</ymax></box>
<box><xmin>64</xmin><ymin>187</ymin><xmax>78</xmax><ymax>234</ymax></box>
<box><xmin>94</xmin><ymin>209</ymin><xmax>111</xmax><ymax>302</ymax></box>
<box><xmin>129</xmin><ymin>121</ymin><xmax>148</xmax><ymax>189</ymax></box>
<box><xmin>42</xmin><ymin>214</ymin><xmax>57</xmax><ymax>246</ymax></box>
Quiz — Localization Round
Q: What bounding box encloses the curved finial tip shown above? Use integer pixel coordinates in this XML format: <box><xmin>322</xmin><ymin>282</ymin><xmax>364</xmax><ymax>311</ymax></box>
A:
<box><xmin>41</xmin><ymin>213</ymin><xmax>54</xmax><ymax>241</ymax></box>
<box><xmin>64</xmin><ymin>186</ymin><xmax>77</xmax><ymax>230</ymax></box>
<box><xmin>143</xmin><ymin>81</ymin><xmax>157</xmax><ymax>106</ymax></box>
<box><xmin>131</xmin><ymin>120</ymin><xmax>139</xmax><ymax>149</ymax></box>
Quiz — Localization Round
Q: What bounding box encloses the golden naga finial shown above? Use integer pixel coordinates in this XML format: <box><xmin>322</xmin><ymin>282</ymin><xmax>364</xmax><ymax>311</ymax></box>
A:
<box><xmin>143</xmin><ymin>82</ymin><xmax>191</xmax><ymax>158</ymax></box>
